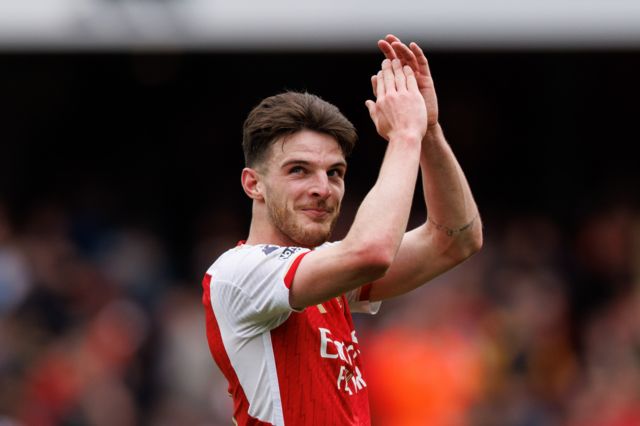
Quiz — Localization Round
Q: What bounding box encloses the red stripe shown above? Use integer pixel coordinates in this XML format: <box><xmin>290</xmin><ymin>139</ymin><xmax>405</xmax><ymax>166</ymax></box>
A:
<box><xmin>283</xmin><ymin>251</ymin><xmax>311</xmax><ymax>289</ymax></box>
<box><xmin>202</xmin><ymin>273</ymin><xmax>273</xmax><ymax>425</ymax></box>
<box><xmin>358</xmin><ymin>283</ymin><xmax>372</xmax><ymax>301</ymax></box>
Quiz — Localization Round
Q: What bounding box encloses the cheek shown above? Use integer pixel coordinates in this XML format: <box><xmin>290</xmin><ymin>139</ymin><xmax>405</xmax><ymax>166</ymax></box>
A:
<box><xmin>266</xmin><ymin>178</ymin><xmax>291</xmax><ymax>198</ymax></box>
<box><xmin>333</xmin><ymin>183</ymin><xmax>345</xmax><ymax>200</ymax></box>
<box><xmin>270</xmin><ymin>183</ymin><xmax>302</xmax><ymax>209</ymax></box>
<box><xmin>289</xmin><ymin>182</ymin><xmax>309</xmax><ymax>201</ymax></box>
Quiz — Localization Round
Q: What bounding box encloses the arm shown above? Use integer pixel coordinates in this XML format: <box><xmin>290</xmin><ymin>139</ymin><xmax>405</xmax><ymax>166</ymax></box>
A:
<box><xmin>367</xmin><ymin>36</ymin><xmax>483</xmax><ymax>301</ymax></box>
<box><xmin>289</xmin><ymin>59</ymin><xmax>427</xmax><ymax>309</ymax></box>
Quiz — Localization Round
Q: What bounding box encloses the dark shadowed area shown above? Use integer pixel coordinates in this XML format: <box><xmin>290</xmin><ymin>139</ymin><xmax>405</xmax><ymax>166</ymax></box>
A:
<box><xmin>1</xmin><ymin>50</ymin><xmax>639</xmax><ymax>425</ymax></box>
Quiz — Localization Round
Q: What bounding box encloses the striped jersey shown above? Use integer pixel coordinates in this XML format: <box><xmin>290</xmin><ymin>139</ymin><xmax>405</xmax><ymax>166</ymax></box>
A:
<box><xmin>202</xmin><ymin>242</ymin><xmax>380</xmax><ymax>425</ymax></box>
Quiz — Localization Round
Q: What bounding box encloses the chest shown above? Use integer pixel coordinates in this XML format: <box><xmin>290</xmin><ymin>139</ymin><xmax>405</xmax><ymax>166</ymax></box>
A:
<box><xmin>272</xmin><ymin>295</ymin><xmax>360</xmax><ymax>361</ymax></box>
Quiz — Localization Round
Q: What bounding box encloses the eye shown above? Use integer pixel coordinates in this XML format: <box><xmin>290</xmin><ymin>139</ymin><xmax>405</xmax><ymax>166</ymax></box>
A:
<box><xmin>328</xmin><ymin>169</ymin><xmax>344</xmax><ymax>178</ymax></box>
<box><xmin>289</xmin><ymin>166</ymin><xmax>305</xmax><ymax>175</ymax></box>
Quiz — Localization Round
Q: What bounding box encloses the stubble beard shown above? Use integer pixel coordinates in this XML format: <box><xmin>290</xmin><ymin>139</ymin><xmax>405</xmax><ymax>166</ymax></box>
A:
<box><xmin>266</xmin><ymin>199</ymin><xmax>340</xmax><ymax>248</ymax></box>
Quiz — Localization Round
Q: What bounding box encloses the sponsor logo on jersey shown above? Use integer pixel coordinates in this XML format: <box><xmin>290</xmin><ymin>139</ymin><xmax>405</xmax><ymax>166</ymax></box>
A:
<box><xmin>261</xmin><ymin>245</ymin><xmax>279</xmax><ymax>255</ymax></box>
<box><xmin>279</xmin><ymin>246</ymin><xmax>302</xmax><ymax>260</ymax></box>
<box><xmin>319</xmin><ymin>328</ymin><xmax>367</xmax><ymax>395</ymax></box>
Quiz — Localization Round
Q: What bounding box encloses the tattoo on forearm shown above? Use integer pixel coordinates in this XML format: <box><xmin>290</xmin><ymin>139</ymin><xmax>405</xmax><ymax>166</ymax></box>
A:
<box><xmin>427</xmin><ymin>213</ymin><xmax>478</xmax><ymax>237</ymax></box>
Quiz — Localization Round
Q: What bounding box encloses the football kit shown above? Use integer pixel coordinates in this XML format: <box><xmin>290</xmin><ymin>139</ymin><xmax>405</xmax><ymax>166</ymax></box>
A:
<box><xmin>202</xmin><ymin>242</ymin><xmax>380</xmax><ymax>425</ymax></box>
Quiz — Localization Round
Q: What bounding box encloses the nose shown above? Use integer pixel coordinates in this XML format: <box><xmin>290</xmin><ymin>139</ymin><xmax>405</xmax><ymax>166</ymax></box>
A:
<box><xmin>309</xmin><ymin>172</ymin><xmax>331</xmax><ymax>199</ymax></box>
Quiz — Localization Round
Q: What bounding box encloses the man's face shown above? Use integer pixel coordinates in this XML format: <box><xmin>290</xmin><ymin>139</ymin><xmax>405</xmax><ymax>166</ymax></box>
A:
<box><xmin>259</xmin><ymin>129</ymin><xmax>346</xmax><ymax>248</ymax></box>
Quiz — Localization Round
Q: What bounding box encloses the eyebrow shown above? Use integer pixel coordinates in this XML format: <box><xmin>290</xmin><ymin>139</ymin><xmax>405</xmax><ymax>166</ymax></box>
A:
<box><xmin>280</xmin><ymin>159</ymin><xmax>347</xmax><ymax>169</ymax></box>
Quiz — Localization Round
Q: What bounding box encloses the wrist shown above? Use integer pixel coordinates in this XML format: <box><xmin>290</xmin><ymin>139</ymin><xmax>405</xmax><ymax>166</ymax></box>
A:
<box><xmin>423</xmin><ymin>123</ymin><xmax>443</xmax><ymax>143</ymax></box>
<box><xmin>388</xmin><ymin>130</ymin><xmax>424</xmax><ymax>147</ymax></box>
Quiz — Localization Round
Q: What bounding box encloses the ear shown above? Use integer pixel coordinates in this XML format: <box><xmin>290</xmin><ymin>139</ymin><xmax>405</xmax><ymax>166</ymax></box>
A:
<box><xmin>241</xmin><ymin>167</ymin><xmax>264</xmax><ymax>201</ymax></box>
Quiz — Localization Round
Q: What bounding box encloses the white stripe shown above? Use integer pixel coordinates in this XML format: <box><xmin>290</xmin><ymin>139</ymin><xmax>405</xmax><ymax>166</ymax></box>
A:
<box><xmin>211</xmin><ymin>279</ymin><xmax>274</xmax><ymax>423</ymax></box>
<box><xmin>262</xmin><ymin>331</ymin><xmax>285</xmax><ymax>426</ymax></box>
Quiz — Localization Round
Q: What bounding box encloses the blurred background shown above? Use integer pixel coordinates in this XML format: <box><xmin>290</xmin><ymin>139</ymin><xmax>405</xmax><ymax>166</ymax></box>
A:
<box><xmin>1</xmin><ymin>1</ymin><xmax>640</xmax><ymax>425</ymax></box>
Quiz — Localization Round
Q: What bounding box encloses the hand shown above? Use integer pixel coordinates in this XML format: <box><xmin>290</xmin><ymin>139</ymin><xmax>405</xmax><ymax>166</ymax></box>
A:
<box><xmin>365</xmin><ymin>58</ymin><xmax>427</xmax><ymax>143</ymax></box>
<box><xmin>376</xmin><ymin>35</ymin><xmax>439</xmax><ymax>129</ymax></box>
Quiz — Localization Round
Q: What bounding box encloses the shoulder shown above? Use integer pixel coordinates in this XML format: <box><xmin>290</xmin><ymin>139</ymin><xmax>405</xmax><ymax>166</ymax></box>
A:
<box><xmin>204</xmin><ymin>244</ymin><xmax>316</xmax><ymax>329</ymax></box>
<box><xmin>205</xmin><ymin>244</ymin><xmax>311</xmax><ymax>283</ymax></box>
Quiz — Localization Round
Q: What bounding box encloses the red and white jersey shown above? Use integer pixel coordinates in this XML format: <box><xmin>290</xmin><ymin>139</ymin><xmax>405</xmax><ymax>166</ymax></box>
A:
<box><xmin>202</xmin><ymin>242</ymin><xmax>380</xmax><ymax>425</ymax></box>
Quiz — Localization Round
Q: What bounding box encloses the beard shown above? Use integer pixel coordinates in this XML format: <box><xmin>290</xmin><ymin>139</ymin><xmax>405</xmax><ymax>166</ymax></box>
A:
<box><xmin>266</xmin><ymin>198</ymin><xmax>340</xmax><ymax>248</ymax></box>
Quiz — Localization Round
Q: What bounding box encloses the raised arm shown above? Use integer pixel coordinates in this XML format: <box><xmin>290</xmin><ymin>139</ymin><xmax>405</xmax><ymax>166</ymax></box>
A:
<box><xmin>289</xmin><ymin>59</ymin><xmax>426</xmax><ymax>309</ymax></box>
<box><xmin>366</xmin><ymin>35</ymin><xmax>483</xmax><ymax>301</ymax></box>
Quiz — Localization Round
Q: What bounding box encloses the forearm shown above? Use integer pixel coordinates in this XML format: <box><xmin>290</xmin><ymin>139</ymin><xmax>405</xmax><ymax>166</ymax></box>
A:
<box><xmin>364</xmin><ymin>125</ymin><xmax>481</xmax><ymax>303</ymax></box>
<box><xmin>359</xmin><ymin>37</ymin><xmax>482</xmax><ymax>303</ymax></box>
<box><xmin>343</xmin><ymin>135</ymin><xmax>422</xmax><ymax>264</ymax></box>
<box><xmin>289</xmin><ymin>135</ymin><xmax>422</xmax><ymax>308</ymax></box>
<box><xmin>420</xmin><ymin>124</ymin><xmax>481</xmax><ymax>254</ymax></box>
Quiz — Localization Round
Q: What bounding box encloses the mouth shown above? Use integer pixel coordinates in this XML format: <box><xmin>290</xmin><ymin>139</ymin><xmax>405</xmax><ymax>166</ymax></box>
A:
<box><xmin>300</xmin><ymin>207</ymin><xmax>332</xmax><ymax>220</ymax></box>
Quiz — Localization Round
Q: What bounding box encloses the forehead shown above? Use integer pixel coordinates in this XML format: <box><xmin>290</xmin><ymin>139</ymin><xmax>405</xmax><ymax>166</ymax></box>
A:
<box><xmin>266</xmin><ymin>129</ymin><xmax>346</xmax><ymax>167</ymax></box>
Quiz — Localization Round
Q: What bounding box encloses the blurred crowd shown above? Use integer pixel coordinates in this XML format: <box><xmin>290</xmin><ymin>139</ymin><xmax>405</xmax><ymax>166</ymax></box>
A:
<box><xmin>1</xmin><ymin>199</ymin><xmax>639</xmax><ymax>426</ymax></box>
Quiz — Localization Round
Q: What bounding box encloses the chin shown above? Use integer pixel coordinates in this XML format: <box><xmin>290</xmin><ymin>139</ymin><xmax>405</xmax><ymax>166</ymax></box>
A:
<box><xmin>296</xmin><ymin>230</ymin><xmax>331</xmax><ymax>248</ymax></box>
<box><xmin>293</xmin><ymin>223</ymin><xmax>332</xmax><ymax>248</ymax></box>
<box><xmin>270</xmin><ymin>207</ymin><xmax>338</xmax><ymax>248</ymax></box>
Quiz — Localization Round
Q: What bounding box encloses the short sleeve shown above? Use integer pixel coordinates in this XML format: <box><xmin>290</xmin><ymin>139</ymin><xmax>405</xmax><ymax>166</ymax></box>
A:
<box><xmin>314</xmin><ymin>241</ymin><xmax>382</xmax><ymax>315</ymax></box>
<box><xmin>345</xmin><ymin>283</ymin><xmax>382</xmax><ymax>314</ymax></box>
<box><xmin>208</xmin><ymin>245</ymin><xmax>310</xmax><ymax>337</ymax></box>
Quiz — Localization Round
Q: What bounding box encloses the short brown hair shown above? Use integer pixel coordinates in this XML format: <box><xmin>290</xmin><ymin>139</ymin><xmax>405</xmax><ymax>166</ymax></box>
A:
<box><xmin>242</xmin><ymin>91</ymin><xmax>357</xmax><ymax>167</ymax></box>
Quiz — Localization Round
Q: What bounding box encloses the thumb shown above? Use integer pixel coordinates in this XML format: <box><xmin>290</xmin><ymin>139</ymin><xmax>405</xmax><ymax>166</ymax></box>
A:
<box><xmin>365</xmin><ymin>100</ymin><xmax>376</xmax><ymax>120</ymax></box>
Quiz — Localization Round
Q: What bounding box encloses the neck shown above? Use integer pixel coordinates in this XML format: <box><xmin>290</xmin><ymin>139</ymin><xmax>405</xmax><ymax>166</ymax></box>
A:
<box><xmin>245</xmin><ymin>202</ymin><xmax>293</xmax><ymax>247</ymax></box>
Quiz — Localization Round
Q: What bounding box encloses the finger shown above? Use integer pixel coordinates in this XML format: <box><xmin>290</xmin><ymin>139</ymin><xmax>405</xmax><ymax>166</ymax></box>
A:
<box><xmin>371</xmin><ymin>75</ymin><xmax>378</xmax><ymax>98</ymax></box>
<box><xmin>365</xmin><ymin>100</ymin><xmax>376</xmax><ymax>120</ymax></box>
<box><xmin>384</xmin><ymin>34</ymin><xmax>402</xmax><ymax>44</ymax></box>
<box><xmin>377</xmin><ymin>40</ymin><xmax>397</xmax><ymax>60</ymax></box>
<box><xmin>376</xmin><ymin>70</ymin><xmax>385</xmax><ymax>96</ymax></box>
<box><xmin>392</xmin><ymin>42</ymin><xmax>420</xmax><ymax>73</ymax></box>
<box><xmin>410</xmin><ymin>42</ymin><xmax>432</xmax><ymax>77</ymax></box>
<box><xmin>403</xmin><ymin>65</ymin><xmax>419</xmax><ymax>92</ymax></box>
<box><xmin>382</xmin><ymin>59</ymin><xmax>396</xmax><ymax>92</ymax></box>
<box><xmin>392</xmin><ymin>59</ymin><xmax>406</xmax><ymax>91</ymax></box>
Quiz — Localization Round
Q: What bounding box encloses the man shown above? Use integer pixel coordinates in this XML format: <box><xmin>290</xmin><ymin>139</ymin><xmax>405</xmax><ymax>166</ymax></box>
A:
<box><xmin>202</xmin><ymin>35</ymin><xmax>482</xmax><ymax>425</ymax></box>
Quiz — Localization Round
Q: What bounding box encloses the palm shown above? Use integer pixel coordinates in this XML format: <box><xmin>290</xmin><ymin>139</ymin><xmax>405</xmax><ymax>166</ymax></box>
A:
<box><xmin>379</xmin><ymin>35</ymin><xmax>439</xmax><ymax>127</ymax></box>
